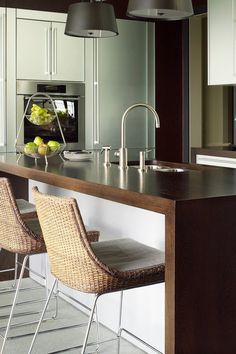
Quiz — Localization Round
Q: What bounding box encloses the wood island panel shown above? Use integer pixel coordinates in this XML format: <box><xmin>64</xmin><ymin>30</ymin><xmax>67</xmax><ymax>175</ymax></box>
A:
<box><xmin>175</xmin><ymin>196</ymin><xmax>236</xmax><ymax>354</ymax></box>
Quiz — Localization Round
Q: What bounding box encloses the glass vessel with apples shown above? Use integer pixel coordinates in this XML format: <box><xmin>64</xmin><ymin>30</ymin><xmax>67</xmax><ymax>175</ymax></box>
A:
<box><xmin>15</xmin><ymin>93</ymin><xmax>66</xmax><ymax>165</ymax></box>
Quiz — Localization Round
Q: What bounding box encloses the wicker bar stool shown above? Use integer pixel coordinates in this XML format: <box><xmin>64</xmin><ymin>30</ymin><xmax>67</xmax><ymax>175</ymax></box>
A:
<box><xmin>29</xmin><ymin>187</ymin><xmax>165</xmax><ymax>354</ymax></box>
<box><xmin>0</xmin><ymin>198</ymin><xmax>37</xmax><ymax>291</ymax></box>
<box><xmin>0</xmin><ymin>178</ymin><xmax>100</xmax><ymax>354</ymax></box>
<box><xmin>0</xmin><ymin>178</ymin><xmax>48</xmax><ymax>353</ymax></box>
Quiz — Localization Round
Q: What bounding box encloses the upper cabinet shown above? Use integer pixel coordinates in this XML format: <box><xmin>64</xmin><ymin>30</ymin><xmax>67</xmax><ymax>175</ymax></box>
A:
<box><xmin>17</xmin><ymin>18</ymin><xmax>84</xmax><ymax>81</ymax></box>
<box><xmin>208</xmin><ymin>0</ymin><xmax>236</xmax><ymax>85</ymax></box>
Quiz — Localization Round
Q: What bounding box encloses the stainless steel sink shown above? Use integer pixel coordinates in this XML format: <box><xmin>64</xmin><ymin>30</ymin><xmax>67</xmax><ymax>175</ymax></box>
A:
<box><xmin>131</xmin><ymin>164</ymin><xmax>187</xmax><ymax>172</ymax></box>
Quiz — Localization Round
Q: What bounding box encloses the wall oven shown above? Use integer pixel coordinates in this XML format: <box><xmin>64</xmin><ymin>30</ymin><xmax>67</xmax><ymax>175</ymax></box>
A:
<box><xmin>16</xmin><ymin>80</ymin><xmax>85</xmax><ymax>151</ymax></box>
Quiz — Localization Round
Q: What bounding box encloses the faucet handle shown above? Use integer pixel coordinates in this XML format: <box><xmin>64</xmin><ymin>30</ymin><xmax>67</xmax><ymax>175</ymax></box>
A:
<box><xmin>114</xmin><ymin>150</ymin><xmax>120</xmax><ymax>157</ymax></box>
<box><xmin>101</xmin><ymin>145</ymin><xmax>111</xmax><ymax>154</ymax></box>
<box><xmin>101</xmin><ymin>146</ymin><xmax>111</xmax><ymax>166</ymax></box>
<box><xmin>139</xmin><ymin>151</ymin><xmax>146</xmax><ymax>172</ymax></box>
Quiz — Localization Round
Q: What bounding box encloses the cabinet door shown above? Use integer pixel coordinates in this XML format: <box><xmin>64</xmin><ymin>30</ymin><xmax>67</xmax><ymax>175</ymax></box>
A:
<box><xmin>0</xmin><ymin>9</ymin><xmax>5</xmax><ymax>149</ymax></box>
<box><xmin>51</xmin><ymin>22</ymin><xmax>84</xmax><ymax>82</ymax></box>
<box><xmin>208</xmin><ymin>0</ymin><xmax>236</xmax><ymax>85</ymax></box>
<box><xmin>94</xmin><ymin>20</ymin><xmax>155</xmax><ymax>157</ymax></box>
<box><xmin>17</xmin><ymin>19</ymin><xmax>51</xmax><ymax>80</ymax></box>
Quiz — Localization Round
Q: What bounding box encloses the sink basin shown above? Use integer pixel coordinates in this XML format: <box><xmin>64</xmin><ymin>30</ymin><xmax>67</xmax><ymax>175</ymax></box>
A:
<box><xmin>147</xmin><ymin>165</ymin><xmax>185</xmax><ymax>172</ymax></box>
<box><xmin>131</xmin><ymin>164</ymin><xmax>187</xmax><ymax>172</ymax></box>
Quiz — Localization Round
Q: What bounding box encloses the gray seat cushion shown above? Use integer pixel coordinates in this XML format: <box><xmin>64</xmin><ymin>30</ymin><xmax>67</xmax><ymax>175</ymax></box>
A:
<box><xmin>91</xmin><ymin>238</ymin><xmax>164</xmax><ymax>272</ymax></box>
<box><xmin>24</xmin><ymin>218</ymin><xmax>42</xmax><ymax>236</ymax></box>
<box><xmin>16</xmin><ymin>199</ymin><xmax>36</xmax><ymax>214</ymax></box>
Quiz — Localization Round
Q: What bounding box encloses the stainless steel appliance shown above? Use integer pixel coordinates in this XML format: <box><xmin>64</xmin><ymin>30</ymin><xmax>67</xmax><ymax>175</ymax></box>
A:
<box><xmin>16</xmin><ymin>80</ymin><xmax>85</xmax><ymax>151</ymax></box>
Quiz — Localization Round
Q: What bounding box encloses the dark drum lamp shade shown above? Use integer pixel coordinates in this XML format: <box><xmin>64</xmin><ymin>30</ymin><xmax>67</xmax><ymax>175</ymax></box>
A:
<box><xmin>65</xmin><ymin>1</ymin><xmax>118</xmax><ymax>38</ymax></box>
<box><xmin>127</xmin><ymin>0</ymin><xmax>194</xmax><ymax>20</ymax></box>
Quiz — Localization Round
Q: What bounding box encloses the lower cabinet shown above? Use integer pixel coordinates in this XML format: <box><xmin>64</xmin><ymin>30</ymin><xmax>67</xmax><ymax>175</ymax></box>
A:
<box><xmin>196</xmin><ymin>154</ymin><xmax>236</xmax><ymax>168</ymax></box>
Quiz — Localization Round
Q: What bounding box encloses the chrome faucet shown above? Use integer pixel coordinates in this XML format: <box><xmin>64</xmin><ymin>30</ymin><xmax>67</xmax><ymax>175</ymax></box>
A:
<box><xmin>119</xmin><ymin>103</ymin><xmax>160</xmax><ymax>169</ymax></box>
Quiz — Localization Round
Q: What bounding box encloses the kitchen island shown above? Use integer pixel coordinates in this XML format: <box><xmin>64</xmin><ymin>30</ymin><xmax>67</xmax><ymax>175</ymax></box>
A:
<box><xmin>0</xmin><ymin>152</ymin><xmax>236</xmax><ymax>354</ymax></box>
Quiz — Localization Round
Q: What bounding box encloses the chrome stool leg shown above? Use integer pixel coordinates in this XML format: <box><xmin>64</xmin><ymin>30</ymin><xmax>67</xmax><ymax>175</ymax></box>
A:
<box><xmin>0</xmin><ymin>255</ymin><xmax>58</xmax><ymax>348</ymax></box>
<box><xmin>0</xmin><ymin>254</ymin><xmax>18</xmax><ymax>293</ymax></box>
<box><xmin>13</xmin><ymin>253</ymin><xmax>19</xmax><ymax>288</ymax></box>
<box><xmin>117</xmin><ymin>291</ymin><xmax>124</xmax><ymax>354</ymax></box>
<box><xmin>0</xmin><ymin>255</ymin><xmax>29</xmax><ymax>354</ymax></box>
<box><xmin>117</xmin><ymin>290</ymin><xmax>163</xmax><ymax>354</ymax></box>
<box><xmin>28</xmin><ymin>278</ymin><xmax>58</xmax><ymax>354</ymax></box>
<box><xmin>43</xmin><ymin>255</ymin><xmax>58</xmax><ymax>320</ymax></box>
<box><xmin>0</xmin><ymin>253</ymin><xmax>46</xmax><ymax>296</ymax></box>
<box><xmin>94</xmin><ymin>301</ymin><xmax>100</xmax><ymax>353</ymax></box>
<box><xmin>0</xmin><ymin>253</ymin><xmax>56</xmax><ymax>321</ymax></box>
<box><xmin>81</xmin><ymin>294</ymin><xmax>100</xmax><ymax>354</ymax></box>
<box><xmin>34</xmin><ymin>292</ymin><xmax>102</xmax><ymax>354</ymax></box>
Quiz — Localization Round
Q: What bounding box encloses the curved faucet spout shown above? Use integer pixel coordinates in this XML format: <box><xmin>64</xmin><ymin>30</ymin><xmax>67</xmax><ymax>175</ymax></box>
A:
<box><xmin>119</xmin><ymin>103</ymin><xmax>160</xmax><ymax>168</ymax></box>
<box><xmin>121</xmin><ymin>103</ymin><xmax>160</xmax><ymax>148</ymax></box>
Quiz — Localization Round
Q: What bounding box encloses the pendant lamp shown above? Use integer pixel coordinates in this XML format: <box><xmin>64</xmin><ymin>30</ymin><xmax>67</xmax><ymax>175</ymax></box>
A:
<box><xmin>65</xmin><ymin>0</ymin><xmax>118</xmax><ymax>38</ymax></box>
<box><xmin>127</xmin><ymin>0</ymin><xmax>194</xmax><ymax>20</ymax></box>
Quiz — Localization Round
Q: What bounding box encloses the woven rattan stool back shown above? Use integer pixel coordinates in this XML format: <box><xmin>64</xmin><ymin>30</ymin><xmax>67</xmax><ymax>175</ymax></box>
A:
<box><xmin>0</xmin><ymin>178</ymin><xmax>44</xmax><ymax>254</ymax></box>
<box><xmin>32</xmin><ymin>187</ymin><xmax>113</xmax><ymax>294</ymax></box>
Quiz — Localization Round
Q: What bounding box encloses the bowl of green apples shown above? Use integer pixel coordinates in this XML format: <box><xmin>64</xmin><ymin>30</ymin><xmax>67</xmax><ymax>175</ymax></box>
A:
<box><xmin>17</xmin><ymin>136</ymin><xmax>63</xmax><ymax>160</ymax></box>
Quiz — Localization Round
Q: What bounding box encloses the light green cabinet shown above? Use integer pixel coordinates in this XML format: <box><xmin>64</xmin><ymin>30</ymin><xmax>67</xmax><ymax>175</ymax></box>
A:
<box><xmin>17</xmin><ymin>19</ymin><xmax>84</xmax><ymax>81</ymax></box>
<box><xmin>0</xmin><ymin>8</ymin><xmax>5</xmax><ymax>150</ymax></box>
<box><xmin>208</xmin><ymin>0</ymin><xmax>236</xmax><ymax>85</ymax></box>
<box><xmin>85</xmin><ymin>19</ymin><xmax>155</xmax><ymax>156</ymax></box>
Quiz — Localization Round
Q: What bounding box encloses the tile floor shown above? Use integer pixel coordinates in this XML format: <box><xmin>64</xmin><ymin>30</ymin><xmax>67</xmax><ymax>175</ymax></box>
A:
<box><xmin>0</xmin><ymin>279</ymin><xmax>156</xmax><ymax>354</ymax></box>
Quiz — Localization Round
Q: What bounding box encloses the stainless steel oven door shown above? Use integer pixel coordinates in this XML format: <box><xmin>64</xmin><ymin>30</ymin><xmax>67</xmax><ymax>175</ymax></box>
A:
<box><xmin>16</xmin><ymin>80</ymin><xmax>85</xmax><ymax>151</ymax></box>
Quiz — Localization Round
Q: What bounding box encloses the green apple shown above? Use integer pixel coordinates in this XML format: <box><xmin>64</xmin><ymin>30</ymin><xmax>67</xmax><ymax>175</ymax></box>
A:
<box><xmin>30</xmin><ymin>104</ymin><xmax>54</xmax><ymax>125</ymax></box>
<box><xmin>47</xmin><ymin>140</ymin><xmax>60</xmax><ymax>152</ymax></box>
<box><xmin>33</xmin><ymin>136</ymin><xmax>44</xmax><ymax>146</ymax></box>
<box><xmin>24</xmin><ymin>142</ymin><xmax>37</xmax><ymax>155</ymax></box>
<box><xmin>38</xmin><ymin>143</ymin><xmax>49</xmax><ymax>156</ymax></box>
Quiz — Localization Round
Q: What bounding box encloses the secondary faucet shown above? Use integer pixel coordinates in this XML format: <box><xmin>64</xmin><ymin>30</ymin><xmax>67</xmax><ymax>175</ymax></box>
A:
<box><xmin>118</xmin><ymin>103</ymin><xmax>160</xmax><ymax>169</ymax></box>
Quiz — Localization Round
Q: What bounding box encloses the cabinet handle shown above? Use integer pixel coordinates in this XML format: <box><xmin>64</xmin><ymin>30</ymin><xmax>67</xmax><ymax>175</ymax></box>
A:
<box><xmin>93</xmin><ymin>38</ymin><xmax>100</xmax><ymax>145</ymax></box>
<box><xmin>52</xmin><ymin>27</ymin><xmax>57</xmax><ymax>76</ymax></box>
<box><xmin>0</xmin><ymin>12</ymin><xmax>5</xmax><ymax>147</ymax></box>
<box><xmin>45</xmin><ymin>27</ymin><xmax>51</xmax><ymax>75</ymax></box>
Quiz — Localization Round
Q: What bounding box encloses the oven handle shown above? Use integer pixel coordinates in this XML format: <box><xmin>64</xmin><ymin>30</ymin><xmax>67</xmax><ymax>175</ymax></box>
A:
<box><xmin>24</xmin><ymin>96</ymin><xmax>80</xmax><ymax>101</ymax></box>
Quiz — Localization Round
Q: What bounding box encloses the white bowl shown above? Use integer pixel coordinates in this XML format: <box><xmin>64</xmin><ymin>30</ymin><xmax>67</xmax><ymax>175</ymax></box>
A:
<box><xmin>63</xmin><ymin>150</ymin><xmax>93</xmax><ymax>161</ymax></box>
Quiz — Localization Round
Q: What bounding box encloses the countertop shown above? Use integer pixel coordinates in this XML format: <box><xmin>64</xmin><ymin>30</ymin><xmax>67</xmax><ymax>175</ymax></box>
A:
<box><xmin>0</xmin><ymin>152</ymin><xmax>236</xmax><ymax>208</ymax></box>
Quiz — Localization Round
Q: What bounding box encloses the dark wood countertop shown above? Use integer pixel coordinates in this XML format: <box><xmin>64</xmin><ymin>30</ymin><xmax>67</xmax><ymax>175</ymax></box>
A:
<box><xmin>0</xmin><ymin>152</ymin><xmax>236</xmax><ymax>211</ymax></box>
